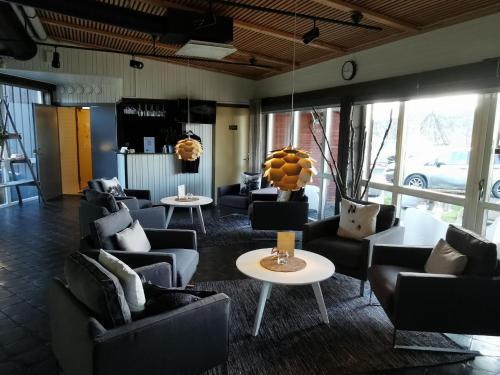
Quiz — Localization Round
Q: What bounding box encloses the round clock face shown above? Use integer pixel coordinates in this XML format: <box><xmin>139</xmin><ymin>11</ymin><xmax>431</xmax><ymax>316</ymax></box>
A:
<box><xmin>341</xmin><ymin>60</ymin><xmax>357</xmax><ymax>80</ymax></box>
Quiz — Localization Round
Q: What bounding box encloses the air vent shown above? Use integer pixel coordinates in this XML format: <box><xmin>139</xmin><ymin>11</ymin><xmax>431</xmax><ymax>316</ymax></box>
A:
<box><xmin>175</xmin><ymin>40</ymin><xmax>237</xmax><ymax>60</ymax></box>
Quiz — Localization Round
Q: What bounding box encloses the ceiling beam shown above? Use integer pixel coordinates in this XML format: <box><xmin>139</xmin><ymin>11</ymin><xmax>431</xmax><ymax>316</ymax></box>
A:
<box><xmin>310</xmin><ymin>0</ymin><xmax>419</xmax><ymax>32</ymax></box>
<box><xmin>234</xmin><ymin>20</ymin><xmax>344</xmax><ymax>52</ymax></box>
<box><xmin>153</xmin><ymin>0</ymin><xmax>344</xmax><ymax>52</ymax></box>
<box><xmin>40</xmin><ymin>18</ymin><xmax>280</xmax><ymax>72</ymax></box>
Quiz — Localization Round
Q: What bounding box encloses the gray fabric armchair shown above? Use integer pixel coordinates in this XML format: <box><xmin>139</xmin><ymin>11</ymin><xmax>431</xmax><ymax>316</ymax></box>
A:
<box><xmin>79</xmin><ymin>193</ymin><xmax>166</xmax><ymax>238</ymax></box>
<box><xmin>88</xmin><ymin>208</ymin><xmax>198</xmax><ymax>288</ymax></box>
<box><xmin>49</xmin><ymin>255</ymin><xmax>230</xmax><ymax>375</ymax></box>
<box><xmin>88</xmin><ymin>178</ymin><xmax>152</xmax><ymax>209</ymax></box>
<box><xmin>217</xmin><ymin>176</ymin><xmax>269</xmax><ymax>214</ymax></box>
<box><xmin>303</xmin><ymin>202</ymin><xmax>404</xmax><ymax>296</ymax></box>
<box><xmin>368</xmin><ymin>225</ymin><xmax>500</xmax><ymax>347</ymax></box>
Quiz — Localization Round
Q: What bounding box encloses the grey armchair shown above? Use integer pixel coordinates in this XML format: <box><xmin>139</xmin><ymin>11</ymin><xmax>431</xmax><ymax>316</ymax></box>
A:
<box><xmin>368</xmin><ymin>224</ymin><xmax>500</xmax><ymax>351</ymax></box>
<box><xmin>249</xmin><ymin>189</ymin><xmax>309</xmax><ymax>231</ymax></box>
<box><xmin>88</xmin><ymin>178</ymin><xmax>152</xmax><ymax>209</ymax></box>
<box><xmin>217</xmin><ymin>176</ymin><xmax>269</xmax><ymax>214</ymax></box>
<box><xmin>303</xmin><ymin>201</ymin><xmax>404</xmax><ymax>296</ymax></box>
<box><xmin>79</xmin><ymin>191</ymin><xmax>166</xmax><ymax>238</ymax></box>
<box><xmin>49</xmin><ymin>253</ymin><xmax>230</xmax><ymax>375</ymax></box>
<box><xmin>87</xmin><ymin>207</ymin><xmax>198</xmax><ymax>288</ymax></box>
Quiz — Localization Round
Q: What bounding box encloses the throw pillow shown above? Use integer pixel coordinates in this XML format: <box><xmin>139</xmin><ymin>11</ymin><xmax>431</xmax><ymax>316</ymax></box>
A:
<box><xmin>115</xmin><ymin>220</ymin><xmax>151</xmax><ymax>252</ymax></box>
<box><xmin>101</xmin><ymin>177</ymin><xmax>126</xmax><ymax>197</ymax></box>
<box><xmin>425</xmin><ymin>238</ymin><xmax>468</xmax><ymax>275</ymax></box>
<box><xmin>337</xmin><ymin>198</ymin><xmax>380</xmax><ymax>240</ymax></box>
<box><xmin>64</xmin><ymin>252</ymin><xmax>131</xmax><ymax>328</ymax></box>
<box><xmin>98</xmin><ymin>250</ymin><xmax>146</xmax><ymax>313</ymax></box>
<box><xmin>84</xmin><ymin>189</ymin><xmax>120</xmax><ymax>213</ymax></box>
<box><xmin>117</xmin><ymin>201</ymin><xmax>129</xmax><ymax>211</ymax></box>
<box><xmin>239</xmin><ymin>172</ymin><xmax>262</xmax><ymax>195</ymax></box>
<box><xmin>277</xmin><ymin>190</ymin><xmax>292</xmax><ymax>202</ymax></box>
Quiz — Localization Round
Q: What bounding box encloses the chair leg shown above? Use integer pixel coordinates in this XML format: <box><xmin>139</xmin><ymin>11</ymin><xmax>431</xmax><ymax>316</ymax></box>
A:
<box><xmin>359</xmin><ymin>280</ymin><xmax>365</xmax><ymax>297</ymax></box>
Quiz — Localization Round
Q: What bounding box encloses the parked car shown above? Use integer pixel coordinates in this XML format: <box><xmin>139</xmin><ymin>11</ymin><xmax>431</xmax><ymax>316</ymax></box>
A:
<box><xmin>385</xmin><ymin>149</ymin><xmax>500</xmax><ymax>198</ymax></box>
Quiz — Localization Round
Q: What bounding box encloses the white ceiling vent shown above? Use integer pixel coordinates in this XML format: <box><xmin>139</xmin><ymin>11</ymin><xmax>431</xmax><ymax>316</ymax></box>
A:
<box><xmin>175</xmin><ymin>40</ymin><xmax>237</xmax><ymax>60</ymax></box>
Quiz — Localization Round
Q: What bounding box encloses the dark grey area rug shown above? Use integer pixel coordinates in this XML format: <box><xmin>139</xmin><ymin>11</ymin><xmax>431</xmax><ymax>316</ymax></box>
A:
<box><xmin>197</xmin><ymin>276</ymin><xmax>473</xmax><ymax>375</ymax></box>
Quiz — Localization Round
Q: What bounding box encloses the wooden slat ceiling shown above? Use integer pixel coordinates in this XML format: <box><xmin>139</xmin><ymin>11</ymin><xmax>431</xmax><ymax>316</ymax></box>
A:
<box><xmin>35</xmin><ymin>0</ymin><xmax>500</xmax><ymax>80</ymax></box>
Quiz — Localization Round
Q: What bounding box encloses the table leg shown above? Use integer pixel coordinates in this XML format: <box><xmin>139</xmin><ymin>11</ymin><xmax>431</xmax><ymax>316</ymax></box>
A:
<box><xmin>196</xmin><ymin>205</ymin><xmax>206</xmax><ymax>234</ymax></box>
<box><xmin>165</xmin><ymin>206</ymin><xmax>175</xmax><ymax>228</ymax></box>
<box><xmin>252</xmin><ymin>282</ymin><xmax>271</xmax><ymax>336</ymax></box>
<box><xmin>266</xmin><ymin>284</ymin><xmax>273</xmax><ymax>300</ymax></box>
<box><xmin>189</xmin><ymin>207</ymin><xmax>194</xmax><ymax>224</ymax></box>
<box><xmin>312</xmin><ymin>282</ymin><xmax>329</xmax><ymax>324</ymax></box>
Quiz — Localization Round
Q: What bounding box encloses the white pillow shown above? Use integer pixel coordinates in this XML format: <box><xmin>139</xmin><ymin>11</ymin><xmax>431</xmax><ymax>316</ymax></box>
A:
<box><xmin>277</xmin><ymin>190</ymin><xmax>291</xmax><ymax>202</ymax></box>
<box><xmin>101</xmin><ymin>177</ymin><xmax>126</xmax><ymax>197</ymax></box>
<box><xmin>98</xmin><ymin>250</ymin><xmax>146</xmax><ymax>313</ymax></box>
<box><xmin>337</xmin><ymin>198</ymin><xmax>380</xmax><ymax>240</ymax></box>
<box><xmin>115</xmin><ymin>220</ymin><xmax>151</xmax><ymax>252</ymax></box>
<box><xmin>424</xmin><ymin>238</ymin><xmax>468</xmax><ymax>275</ymax></box>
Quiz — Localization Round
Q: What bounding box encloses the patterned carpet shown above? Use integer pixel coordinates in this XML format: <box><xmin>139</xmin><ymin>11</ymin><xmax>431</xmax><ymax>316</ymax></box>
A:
<box><xmin>198</xmin><ymin>276</ymin><xmax>474</xmax><ymax>375</ymax></box>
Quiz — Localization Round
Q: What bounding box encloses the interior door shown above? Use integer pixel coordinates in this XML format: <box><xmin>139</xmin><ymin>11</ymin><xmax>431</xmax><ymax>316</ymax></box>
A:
<box><xmin>77</xmin><ymin>108</ymin><xmax>92</xmax><ymax>190</ymax></box>
<box><xmin>34</xmin><ymin>105</ymin><xmax>62</xmax><ymax>200</ymax></box>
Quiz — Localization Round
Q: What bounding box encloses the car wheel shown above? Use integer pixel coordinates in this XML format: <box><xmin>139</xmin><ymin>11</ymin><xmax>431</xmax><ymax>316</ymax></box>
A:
<box><xmin>404</xmin><ymin>174</ymin><xmax>427</xmax><ymax>189</ymax></box>
<box><xmin>492</xmin><ymin>181</ymin><xmax>500</xmax><ymax>198</ymax></box>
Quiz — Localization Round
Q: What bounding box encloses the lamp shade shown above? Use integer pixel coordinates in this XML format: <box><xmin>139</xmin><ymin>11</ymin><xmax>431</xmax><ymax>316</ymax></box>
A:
<box><xmin>175</xmin><ymin>138</ymin><xmax>203</xmax><ymax>161</ymax></box>
<box><xmin>263</xmin><ymin>146</ymin><xmax>317</xmax><ymax>191</ymax></box>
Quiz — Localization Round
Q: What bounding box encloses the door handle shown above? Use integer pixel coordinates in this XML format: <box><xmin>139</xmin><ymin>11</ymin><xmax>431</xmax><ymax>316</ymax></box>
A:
<box><xmin>478</xmin><ymin>178</ymin><xmax>485</xmax><ymax>200</ymax></box>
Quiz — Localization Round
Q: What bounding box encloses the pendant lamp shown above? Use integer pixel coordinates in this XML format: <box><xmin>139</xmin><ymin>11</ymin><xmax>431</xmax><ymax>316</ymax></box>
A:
<box><xmin>263</xmin><ymin>146</ymin><xmax>317</xmax><ymax>191</ymax></box>
<box><xmin>263</xmin><ymin>1</ymin><xmax>317</xmax><ymax>191</ymax></box>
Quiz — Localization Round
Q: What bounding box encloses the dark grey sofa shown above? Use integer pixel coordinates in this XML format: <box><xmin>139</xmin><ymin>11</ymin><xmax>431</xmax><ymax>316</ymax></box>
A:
<box><xmin>217</xmin><ymin>177</ymin><xmax>269</xmax><ymax>214</ymax></box>
<box><xmin>79</xmin><ymin>195</ymin><xmax>166</xmax><ymax>238</ymax></box>
<box><xmin>89</xmin><ymin>178</ymin><xmax>152</xmax><ymax>209</ymax></box>
<box><xmin>368</xmin><ymin>224</ymin><xmax>500</xmax><ymax>343</ymax></box>
<box><xmin>87</xmin><ymin>208</ymin><xmax>198</xmax><ymax>288</ymax></box>
<box><xmin>303</xmin><ymin>201</ymin><xmax>404</xmax><ymax>296</ymax></box>
<box><xmin>249</xmin><ymin>189</ymin><xmax>309</xmax><ymax>231</ymax></box>
<box><xmin>49</xmin><ymin>253</ymin><xmax>230</xmax><ymax>375</ymax></box>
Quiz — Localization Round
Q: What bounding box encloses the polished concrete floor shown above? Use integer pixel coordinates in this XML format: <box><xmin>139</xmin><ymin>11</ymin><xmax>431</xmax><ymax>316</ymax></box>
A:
<box><xmin>0</xmin><ymin>196</ymin><xmax>499</xmax><ymax>374</ymax></box>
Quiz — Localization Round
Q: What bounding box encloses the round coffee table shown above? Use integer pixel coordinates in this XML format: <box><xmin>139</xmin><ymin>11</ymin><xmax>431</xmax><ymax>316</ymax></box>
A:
<box><xmin>236</xmin><ymin>248</ymin><xmax>335</xmax><ymax>336</ymax></box>
<box><xmin>160</xmin><ymin>196</ymin><xmax>213</xmax><ymax>234</ymax></box>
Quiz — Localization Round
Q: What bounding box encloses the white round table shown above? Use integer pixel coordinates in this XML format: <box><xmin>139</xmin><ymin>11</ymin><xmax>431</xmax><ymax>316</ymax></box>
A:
<box><xmin>236</xmin><ymin>248</ymin><xmax>335</xmax><ymax>336</ymax></box>
<box><xmin>160</xmin><ymin>196</ymin><xmax>213</xmax><ymax>234</ymax></box>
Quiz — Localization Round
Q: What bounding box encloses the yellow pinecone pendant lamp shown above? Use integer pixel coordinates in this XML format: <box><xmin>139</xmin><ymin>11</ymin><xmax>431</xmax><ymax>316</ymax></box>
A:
<box><xmin>175</xmin><ymin>137</ymin><xmax>203</xmax><ymax>161</ymax></box>
<box><xmin>263</xmin><ymin>146</ymin><xmax>317</xmax><ymax>191</ymax></box>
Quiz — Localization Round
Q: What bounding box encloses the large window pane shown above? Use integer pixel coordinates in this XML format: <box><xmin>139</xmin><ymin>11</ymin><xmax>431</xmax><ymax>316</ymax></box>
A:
<box><xmin>401</xmin><ymin>94</ymin><xmax>477</xmax><ymax>195</ymax></box>
<box><xmin>266</xmin><ymin>112</ymin><xmax>291</xmax><ymax>152</ymax></box>
<box><xmin>486</xmin><ymin>96</ymin><xmax>500</xmax><ymax>203</ymax></box>
<box><xmin>364</xmin><ymin>102</ymin><xmax>399</xmax><ymax>184</ymax></box>
<box><xmin>323</xmin><ymin>178</ymin><xmax>337</xmax><ymax>218</ymax></box>
<box><xmin>484</xmin><ymin>210</ymin><xmax>500</xmax><ymax>243</ymax></box>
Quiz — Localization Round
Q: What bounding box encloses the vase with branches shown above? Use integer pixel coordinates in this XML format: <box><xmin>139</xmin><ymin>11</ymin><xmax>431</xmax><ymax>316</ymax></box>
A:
<box><xmin>309</xmin><ymin>107</ymin><xmax>393</xmax><ymax>201</ymax></box>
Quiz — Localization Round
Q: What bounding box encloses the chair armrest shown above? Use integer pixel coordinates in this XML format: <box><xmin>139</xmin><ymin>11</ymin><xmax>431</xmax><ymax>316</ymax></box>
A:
<box><xmin>302</xmin><ymin>215</ymin><xmax>340</xmax><ymax>245</ymax></box>
<box><xmin>134</xmin><ymin>262</ymin><xmax>172</xmax><ymax>288</ymax></box>
<box><xmin>145</xmin><ymin>228</ymin><xmax>197</xmax><ymax>250</ymax></box>
<box><xmin>371</xmin><ymin>245</ymin><xmax>432</xmax><ymax>268</ymax></box>
<box><xmin>250</xmin><ymin>192</ymin><xmax>277</xmax><ymax>202</ymax></box>
<box><xmin>394</xmin><ymin>273</ymin><xmax>500</xmax><ymax>334</ymax></box>
<box><xmin>365</xmin><ymin>226</ymin><xmax>405</xmax><ymax>266</ymax></box>
<box><xmin>251</xmin><ymin>201</ymin><xmax>308</xmax><ymax>231</ymax></box>
<box><xmin>130</xmin><ymin>206</ymin><xmax>166</xmax><ymax>229</ymax></box>
<box><xmin>217</xmin><ymin>183</ymin><xmax>240</xmax><ymax>198</ymax></box>
<box><xmin>94</xmin><ymin>294</ymin><xmax>230</xmax><ymax>375</ymax></box>
<box><xmin>124</xmin><ymin>188</ymin><xmax>151</xmax><ymax>200</ymax></box>
<box><xmin>116</xmin><ymin>197</ymin><xmax>140</xmax><ymax>210</ymax></box>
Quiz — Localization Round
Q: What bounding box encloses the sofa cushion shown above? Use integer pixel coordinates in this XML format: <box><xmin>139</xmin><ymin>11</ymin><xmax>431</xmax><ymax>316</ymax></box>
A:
<box><xmin>338</xmin><ymin>198</ymin><xmax>380</xmax><ymax>240</ymax></box>
<box><xmin>305</xmin><ymin>236</ymin><xmax>366</xmax><ymax>269</ymax></box>
<box><xmin>240</xmin><ymin>172</ymin><xmax>262</xmax><ymax>195</ymax></box>
<box><xmin>152</xmin><ymin>248</ymin><xmax>199</xmax><ymax>287</ymax></box>
<box><xmin>446</xmin><ymin>225</ymin><xmax>498</xmax><ymax>276</ymax></box>
<box><xmin>91</xmin><ymin>208</ymin><xmax>134</xmax><ymax>249</ymax></box>
<box><xmin>424</xmin><ymin>238</ymin><xmax>468</xmax><ymax>275</ymax></box>
<box><xmin>101</xmin><ymin>177</ymin><xmax>126</xmax><ymax>197</ymax></box>
<box><xmin>98</xmin><ymin>250</ymin><xmax>146</xmax><ymax>313</ymax></box>
<box><xmin>351</xmin><ymin>198</ymin><xmax>396</xmax><ymax>233</ymax></box>
<box><xmin>368</xmin><ymin>265</ymin><xmax>422</xmax><ymax>315</ymax></box>
<box><xmin>115</xmin><ymin>220</ymin><xmax>152</xmax><ymax>252</ymax></box>
<box><xmin>136</xmin><ymin>199</ymin><xmax>152</xmax><ymax>209</ymax></box>
<box><xmin>64</xmin><ymin>252</ymin><xmax>131</xmax><ymax>328</ymax></box>
<box><xmin>84</xmin><ymin>189</ymin><xmax>119</xmax><ymax>213</ymax></box>
<box><xmin>219</xmin><ymin>195</ymin><xmax>249</xmax><ymax>209</ymax></box>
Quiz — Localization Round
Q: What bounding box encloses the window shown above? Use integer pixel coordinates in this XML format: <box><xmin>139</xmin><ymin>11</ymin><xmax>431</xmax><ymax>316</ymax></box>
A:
<box><xmin>266</xmin><ymin>112</ymin><xmax>291</xmax><ymax>153</ymax></box>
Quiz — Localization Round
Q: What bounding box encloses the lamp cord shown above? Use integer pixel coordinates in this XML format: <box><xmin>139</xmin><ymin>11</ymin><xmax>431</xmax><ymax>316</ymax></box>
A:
<box><xmin>289</xmin><ymin>0</ymin><xmax>297</xmax><ymax>147</ymax></box>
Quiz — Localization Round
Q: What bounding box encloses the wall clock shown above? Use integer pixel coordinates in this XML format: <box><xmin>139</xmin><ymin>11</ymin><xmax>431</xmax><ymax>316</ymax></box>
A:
<box><xmin>341</xmin><ymin>60</ymin><xmax>357</xmax><ymax>81</ymax></box>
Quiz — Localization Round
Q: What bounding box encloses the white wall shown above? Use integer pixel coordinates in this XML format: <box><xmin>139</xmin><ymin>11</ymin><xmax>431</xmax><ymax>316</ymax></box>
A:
<box><xmin>256</xmin><ymin>13</ymin><xmax>500</xmax><ymax>98</ymax></box>
<box><xmin>4</xmin><ymin>46</ymin><xmax>256</xmax><ymax>104</ymax></box>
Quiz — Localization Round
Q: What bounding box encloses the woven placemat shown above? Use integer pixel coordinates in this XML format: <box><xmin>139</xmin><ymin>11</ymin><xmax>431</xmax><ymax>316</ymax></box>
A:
<box><xmin>260</xmin><ymin>256</ymin><xmax>307</xmax><ymax>272</ymax></box>
<box><xmin>175</xmin><ymin>197</ymin><xmax>199</xmax><ymax>202</ymax></box>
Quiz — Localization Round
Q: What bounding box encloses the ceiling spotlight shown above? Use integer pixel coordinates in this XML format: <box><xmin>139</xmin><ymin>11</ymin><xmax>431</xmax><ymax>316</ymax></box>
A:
<box><xmin>303</xmin><ymin>19</ymin><xmax>319</xmax><ymax>45</ymax></box>
<box><xmin>351</xmin><ymin>11</ymin><xmax>363</xmax><ymax>25</ymax></box>
<box><xmin>51</xmin><ymin>48</ymin><xmax>60</xmax><ymax>69</ymax></box>
<box><xmin>129</xmin><ymin>57</ymin><xmax>144</xmax><ymax>70</ymax></box>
